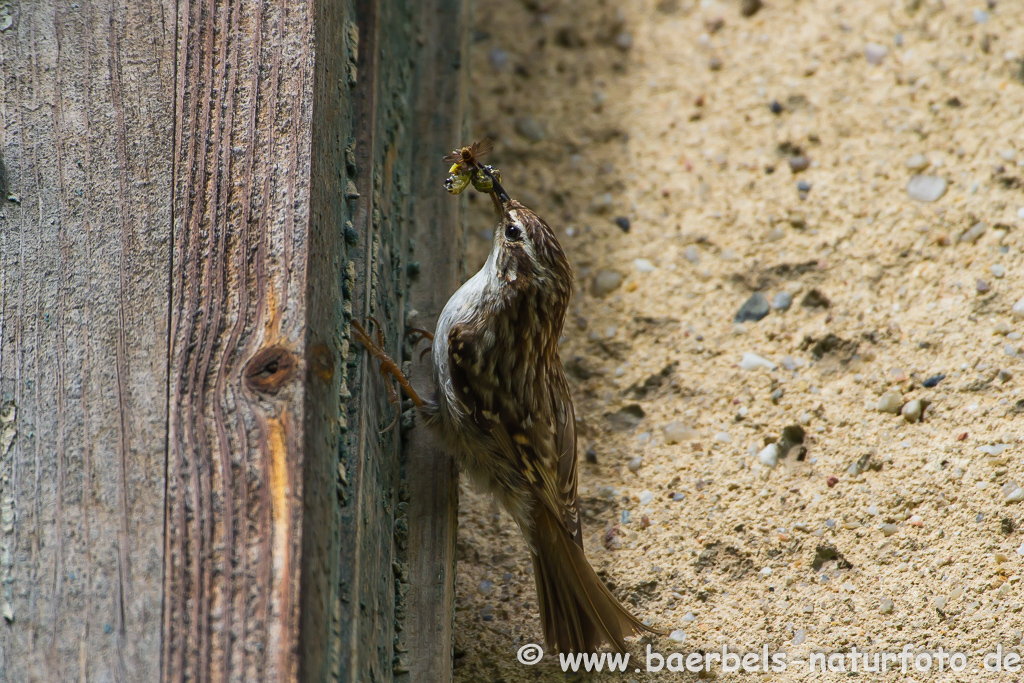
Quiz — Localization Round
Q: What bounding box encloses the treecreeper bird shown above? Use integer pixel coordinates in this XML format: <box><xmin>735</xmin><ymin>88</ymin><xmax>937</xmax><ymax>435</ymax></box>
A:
<box><xmin>352</xmin><ymin>142</ymin><xmax>658</xmax><ymax>653</ymax></box>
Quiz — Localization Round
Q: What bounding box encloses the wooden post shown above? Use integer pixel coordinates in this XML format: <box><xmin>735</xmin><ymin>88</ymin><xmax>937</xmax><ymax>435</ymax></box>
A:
<box><xmin>400</xmin><ymin>0</ymin><xmax>469</xmax><ymax>680</ymax></box>
<box><xmin>0</xmin><ymin>1</ymin><xmax>175</xmax><ymax>679</ymax></box>
<box><xmin>335</xmin><ymin>0</ymin><xmax>467</xmax><ymax>678</ymax></box>
<box><xmin>0</xmin><ymin>0</ymin><xmax>465</xmax><ymax>680</ymax></box>
<box><xmin>160</xmin><ymin>0</ymin><xmax>324</xmax><ymax>679</ymax></box>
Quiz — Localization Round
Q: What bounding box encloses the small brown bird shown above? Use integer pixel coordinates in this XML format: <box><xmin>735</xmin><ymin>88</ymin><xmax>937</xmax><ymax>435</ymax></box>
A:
<box><xmin>354</xmin><ymin>147</ymin><xmax>654</xmax><ymax>653</ymax></box>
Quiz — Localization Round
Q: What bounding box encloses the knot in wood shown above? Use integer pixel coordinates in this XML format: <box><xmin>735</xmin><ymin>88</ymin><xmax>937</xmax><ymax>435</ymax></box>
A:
<box><xmin>244</xmin><ymin>345</ymin><xmax>297</xmax><ymax>395</ymax></box>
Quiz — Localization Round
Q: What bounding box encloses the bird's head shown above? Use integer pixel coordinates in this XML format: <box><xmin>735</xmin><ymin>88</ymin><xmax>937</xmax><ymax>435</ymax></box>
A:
<box><xmin>490</xmin><ymin>195</ymin><xmax>573</xmax><ymax>299</ymax></box>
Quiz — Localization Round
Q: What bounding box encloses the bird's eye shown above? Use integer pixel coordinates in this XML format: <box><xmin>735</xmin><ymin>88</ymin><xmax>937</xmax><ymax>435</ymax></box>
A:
<box><xmin>504</xmin><ymin>223</ymin><xmax>523</xmax><ymax>241</ymax></box>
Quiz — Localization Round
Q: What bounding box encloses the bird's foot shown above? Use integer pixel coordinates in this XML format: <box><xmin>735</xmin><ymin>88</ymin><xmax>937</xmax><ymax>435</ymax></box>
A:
<box><xmin>351</xmin><ymin>317</ymin><xmax>425</xmax><ymax>409</ymax></box>
<box><xmin>404</xmin><ymin>327</ymin><xmax>435</xmax><ymax>343</ymax></box>
<box><xmin>404</xmin><ymin>327</ymin><xmax>434</xmax><ymax>361</ymax></box>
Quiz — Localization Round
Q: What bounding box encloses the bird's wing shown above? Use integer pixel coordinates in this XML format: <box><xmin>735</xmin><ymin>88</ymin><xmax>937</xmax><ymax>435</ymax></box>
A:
<box><xmin>551</xmin><ymin>371</ymin><xmax>583</xmax><ymax>547</ymax></box>
<box><xmin>447</xmin><ymin>322</ymin><xmax>581</xmax><ymax>542</ymax></box>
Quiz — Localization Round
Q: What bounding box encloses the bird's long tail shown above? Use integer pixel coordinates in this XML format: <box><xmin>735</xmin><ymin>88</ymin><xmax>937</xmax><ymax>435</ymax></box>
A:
<box><xmin>529</xmin><ymin>505</ymin><xmax>660</xmax><ymax>653</ymax></box>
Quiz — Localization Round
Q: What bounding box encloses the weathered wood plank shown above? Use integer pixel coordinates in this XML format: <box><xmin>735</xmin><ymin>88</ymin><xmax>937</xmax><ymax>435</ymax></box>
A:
<box><xmin>399</xmin><ymin>0</ymin><xmax>470</xmax><ymax>680</ymax></box>
<box><xmin>0</xmin><ymin>0</ymin><xmax>465</xmax><ymax>680</ymax></box>
<box><xmin>336</xmin><ymin>0</ymin><xmax>385</xmax><ymax>677</ymax></box>
<box><xmin>334</xmin><ymin>0</ymin><xmax>470</xmax><ymax>679</ymax></box>
<box><xmin>0</xmin><ymin>1</ymin><xmax>175</xmax><ymax>680</ymax></box>
<box><xmin>301</xmin><ymin>0</ymin><xmax>358</xmax><ymax>680</ymax></box>
<box><xmin>337</xmin><ymin>0</ymin><xmax>409</xmax><ymax>679</ymax></box>
<box><xmin>161</xmin><ymin>0</ymin><xmax>322</xmax><ymax>680</ymax></box>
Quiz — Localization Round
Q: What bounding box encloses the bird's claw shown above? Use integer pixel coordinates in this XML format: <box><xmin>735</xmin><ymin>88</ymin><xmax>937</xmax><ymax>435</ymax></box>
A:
<box><xmin>350</xmin><ymin>318</ymin><xmax>425</xmax><ymax>411</ymax></box>
<box><xmin>404</xmin><ymin>327</ymin><xmax>434</xmax><ymax>361</ymax></box>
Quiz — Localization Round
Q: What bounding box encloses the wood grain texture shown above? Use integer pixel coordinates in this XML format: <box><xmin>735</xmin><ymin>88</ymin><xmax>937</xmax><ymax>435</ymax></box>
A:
<box><xmin>0</xmin><ymin>0</ymin><xmax>464</xmax><ymax>680</ymax></box>
<box><xmin>336</xmin><ymin>2</ymin><xmax>386</xmax><ymax>679</ymax></box>
<box><xmin>0</xmin><ymin>1</ymin><xmax>175</xmax><ymax>680</ymax></box>
<box><xmin>301</xmin><ymin>0</ymin><xmax>356</xmax><ymax>680</ymax></box>
<box><xmin>162</xmin><ymin>0</ymin><xmax>318</xmax><ymax>680</ymax></box>
<box><xmin>336</xmin><ymin>0</ymin><xmax>415</xmax><ymax>679</ymax></box>
<box><xmin>399</xmin><ymin>0</ymin><xmax>470</xmax><ymax>680</ymax></box>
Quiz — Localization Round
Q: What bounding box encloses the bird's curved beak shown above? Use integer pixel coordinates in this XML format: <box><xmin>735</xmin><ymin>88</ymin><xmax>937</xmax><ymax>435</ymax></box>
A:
<box><xmin>491</xmin><ymin>178</ymin><xmax>510</xmax><ymax>204</ymax></box>
<box><xmin>483</xmin><ymin>168</ymin><xmax>511</xmax><ymax>214</ymax></box>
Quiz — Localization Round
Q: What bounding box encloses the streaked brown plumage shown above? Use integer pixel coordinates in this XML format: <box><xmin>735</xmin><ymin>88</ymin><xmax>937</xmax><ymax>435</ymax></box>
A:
<box><xmin>355</xmin><ymin>145</ymin><xmax>655</xmax><ymax>652</ymax></box>
<box><xmin>424</xmin><ymin>195</ymin><xmax>655</xmax><ymax>653</ymax></box>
